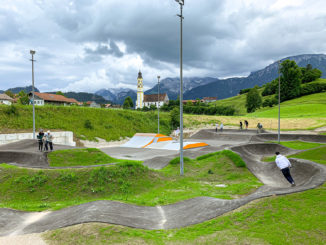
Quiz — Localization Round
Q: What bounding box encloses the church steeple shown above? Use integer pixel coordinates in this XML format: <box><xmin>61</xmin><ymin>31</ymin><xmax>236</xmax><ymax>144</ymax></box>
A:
<box><xmin>136</xmin><ymin>70</ymin><xmax>144</xmax><ymax>109</ymax></box>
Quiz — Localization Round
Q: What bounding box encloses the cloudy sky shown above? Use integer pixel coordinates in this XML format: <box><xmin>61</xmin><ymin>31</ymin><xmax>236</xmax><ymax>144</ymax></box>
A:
<box><xmin>0</xmin><ymin>0</ymin><xmax>325</xmax><ymax>92</ymax></box>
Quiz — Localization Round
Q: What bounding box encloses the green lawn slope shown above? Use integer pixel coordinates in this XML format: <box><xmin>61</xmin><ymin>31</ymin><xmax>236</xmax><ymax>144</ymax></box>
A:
<box><xmin>0</xmin><ymin>105</ymin><xmax>171</xmax><ymax>141</ymax></box>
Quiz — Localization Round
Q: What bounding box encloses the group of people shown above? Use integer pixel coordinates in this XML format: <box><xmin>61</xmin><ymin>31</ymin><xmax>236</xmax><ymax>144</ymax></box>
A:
<box><xmin>239</xmin><ymin>120</ymin><xmax>249</xmax><ymax>130</ymax></box>
<box><xmin>37</xmin><ymin>129</ymin><xmax>54</xmax><ymax>151</ymax></box>
<box><xmin>215</xmin><ymin>122</ymin><xmax>224</xmax><ymax>132</ymax></box>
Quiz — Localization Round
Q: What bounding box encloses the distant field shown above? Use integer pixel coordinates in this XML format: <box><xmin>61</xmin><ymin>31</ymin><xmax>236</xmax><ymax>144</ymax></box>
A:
<box><xmin>186</xmin><ymin>92</ymin><xmax>326</xmax><ymax>130</ymax></box>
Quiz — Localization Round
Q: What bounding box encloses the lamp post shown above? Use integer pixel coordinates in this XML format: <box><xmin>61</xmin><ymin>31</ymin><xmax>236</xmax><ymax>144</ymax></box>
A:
<box><xmin>30</xmin><ymin>50</ymin><xmax>36</xmax><ymax>139</ymax></box>
<box><xmin>157</xmin><ymin>75</ymin><xmax>160</xmax><ymax>134</ymax></box>
<box><xmin>174</xmin><ymin>0</ymin><xmax>184</xmax><ymax>176</ymax></box>
<box><xmin>278</xmin><ymin>60</ymin><xmax>281</xmax><ymax>144</ymax></box>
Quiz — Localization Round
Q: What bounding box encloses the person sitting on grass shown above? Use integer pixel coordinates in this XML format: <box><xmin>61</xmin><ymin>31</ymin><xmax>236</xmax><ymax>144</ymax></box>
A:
<box><xmin>275</xmin><ymin>152</ymin><xmax>296</xmax><ymax>187</ymax></box>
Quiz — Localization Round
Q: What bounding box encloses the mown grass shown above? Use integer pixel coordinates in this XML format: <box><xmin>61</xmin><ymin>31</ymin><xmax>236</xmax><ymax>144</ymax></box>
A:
<box><xmin>273</xmin><ymin>140</ymin><xmax>325</xmax><ymax>150</ymax></box>
<box><xmin>48</xmin><ymin>148</ymin><xmax>130</xmax><ymax>167</ymax></box>
<box><xmin>289</xmin><ymin>146</ymin><xmax>326</xmax><ymax>165</ymax></box>
<box><xmin>43</xmin><ymin>146</ymin><xmax>326</xmax><ymax>245</ymax></box>
<box><xmin>0</xmin><ymin>151</ymin><xmax>261</xmax><ymax>211</ymax></box>
<box><xmin>0</xmin><ymin>105</ymin><xmax>171</xmax><ymax>141</ymax></box>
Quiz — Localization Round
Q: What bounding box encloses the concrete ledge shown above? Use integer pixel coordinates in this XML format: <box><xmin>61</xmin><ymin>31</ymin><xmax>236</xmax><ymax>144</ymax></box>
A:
<box><xmin>0</xmin><ymin>132</ymin><xmax>76</xmax><ymax>147</ymax></box>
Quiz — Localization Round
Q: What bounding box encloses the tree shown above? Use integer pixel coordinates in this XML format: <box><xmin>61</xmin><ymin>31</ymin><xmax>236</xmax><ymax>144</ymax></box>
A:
<box><xmin>56</xmin><ymin>91</ymin><xmax>65</xmax><ymax>96</ymax></box>
<box><xmin>170</xmin><ymin>107</ymin><xmax>180</xmax><ymax>129</ymax></box>
<box><xmin>279</xmin><ymin>60</ymin><xmax>302</xmax><ymax>102</ymax></box>
<box><xmin>245</xmin><ymin>86</ymin><xmax>262</xmax><ymax>113</ymax></box>
<box><xmin>301</xmin><ymin>64</ymin><xmax>322</xmax><ymax>84</ymax></box>
<box><xmin>123</xmin><ymin>96</ymin><xmax>134</xmax><ymax>109</ymax></box>
<box><xmin>5</xmin><ymin>90</ymin><xmax>14</xmax><ymax>98</ymax></box>
<box><xmin>18</xmin><ymin>90</ymin><xmax>29</xmax><ymax>105</ymax></box>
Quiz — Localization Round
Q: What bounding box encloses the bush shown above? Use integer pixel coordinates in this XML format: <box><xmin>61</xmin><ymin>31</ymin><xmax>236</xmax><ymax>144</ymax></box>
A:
<box><xmin>300</xmin><ymin>82</ymin><xmax>326</xmax><ymax>96</ymax></box>
<box><xmin>239</xmin><ymin>88</ymin><xmax>251</xmax><ymax>94</ymax></box>
<box><xmin>84</xmin><ymin>119</ymin><xmax>93</xmax><ymax>129</ymax></box>
<box><xmin>170</xmin><ymin>107</ymin><xmax>180</xmax><ymax>129</ymax></box>
<box><xmin>4</xmin><ymin>105</ymin><xmax>19</xmax><ymax>116</ymax></box>
<box><xmin>221</xmin><ymin>150</ymin><xmax>246</xmax><ymax>167</ymax></box>
<box><xmin>169</xmin><ymin>157</ymin><xmax>191</xmax><ymax>165</ymax></box>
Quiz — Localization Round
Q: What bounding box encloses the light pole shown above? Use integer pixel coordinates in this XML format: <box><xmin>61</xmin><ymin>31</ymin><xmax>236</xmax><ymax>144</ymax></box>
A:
<box><xmin>278</xmin><ymin>60</ymin><xmax>281</xmax><ymax>144</ymax></box>
<box><xmin>30</xmin><ymin>50</ymin><xmax>36</xmax><ymax>139</ymax></box>
<box><xmin>174</xmin><ymin>0</ymin><xmax>184</xmax><ymax>176</ymax></box>
<box><xmin>157</xmin><ymin>75</ymin><xmax>160</xmax><ymax>134</ymax></box>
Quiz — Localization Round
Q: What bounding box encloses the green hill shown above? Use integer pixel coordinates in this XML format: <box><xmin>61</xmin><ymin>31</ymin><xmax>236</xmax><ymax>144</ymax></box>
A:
<box><xmin>0</xmin><ymin>105</ymin><xmax>171</xmax><ymax>142</ymax></box>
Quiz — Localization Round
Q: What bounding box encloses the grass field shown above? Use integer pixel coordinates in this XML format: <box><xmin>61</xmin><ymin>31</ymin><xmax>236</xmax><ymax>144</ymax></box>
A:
<box><xmin>43</xmin><ymin>146</ymin><xmax>326</xmax><ymax>245</ymax></box>
<box><xmin>47</xmin><ymin>148</ymin><xmax>133</xmax><ymax>167</ymax></box>
<box><xmin>289</xmin><ymin>146</ymin><xmax>326</xmax><ymax>165</ymax></box>
<box><xmin>0</xmin><ymin>151</ymin><xmax>261</xmax><ymax>211</ymax></box>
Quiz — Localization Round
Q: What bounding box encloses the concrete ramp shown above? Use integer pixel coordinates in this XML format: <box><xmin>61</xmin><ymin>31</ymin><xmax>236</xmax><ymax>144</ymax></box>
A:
<box><xmin>121</xmin><ymin>133</ymin><xmax>208</xmax><ymax>150</ymax></box>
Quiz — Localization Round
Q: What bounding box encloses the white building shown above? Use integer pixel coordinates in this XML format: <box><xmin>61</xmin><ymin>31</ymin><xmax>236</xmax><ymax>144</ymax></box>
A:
<box><xmin>143</xmin><ymin>93</ymin><xmax>169</xmax><ymax>108</ymax></box>
<box><xmin>135</xmin><ymin>71</ymin><xmax>144</xmax><ymax>109</ymax></box>
<box><xmin>0</xmin><ymin>94</ymin><xmax>13</xmax><ymax>105</ymax></box>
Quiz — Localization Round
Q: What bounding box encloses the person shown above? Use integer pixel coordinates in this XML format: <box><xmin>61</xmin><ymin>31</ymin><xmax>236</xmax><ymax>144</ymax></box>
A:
<box><xmin>244</xmin><ymin>120</ymin><xmax>249</xmax><ymax>130</ymax></box>
<box><xmin>215</xmin><ymin>123</ymin><xmax>219</xmax><ymax>132</ymax></box>
<box><xmin>37</xmin><ymin>129</ymin><xmax>44</xmax><ymax>151</ymax></box>
<box><xmin>239</xmin><ymin>121</ymin><xmax>243</xmax><ymax>130</ymax></box>
<box><xmin>275</xmin><ymin>152</ymin><xmax>296</xmax><ymax>186</ymax></box>
<box><xmin>257</xmin><ymin>122</ymin><xmax>263</xmax><ymax>134</ymax></box>
<box><xmin>220</xmin><ymin>122</ymin><xmax>224</xmax><ymax>132</ymax></box>
<box><xmin>174</xmin><ymin>127</ymin><xmax>180</xmax><ymax>139</ymax></box>
<box><xmin>45</xmin><ymin>130</ymin><xmax>54</xmax><ymax>151</ymax></box>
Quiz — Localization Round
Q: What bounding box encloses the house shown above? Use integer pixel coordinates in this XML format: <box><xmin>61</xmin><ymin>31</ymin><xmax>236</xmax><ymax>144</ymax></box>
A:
<box><xmin>0</xmin><ymin>94</ymin><xmax>13</xmax><ymax>105</ymax></box>
<box><xmin>28</xmin><ymin>92</ymin><xmax>79</xmax><ymax>106</ymax></box>
<box><xmin>143</xmin><ymin>93</ymin><xmax>169</xmax><ymax>108</ymax></box>
<box><xmin>182</xmin><ymin>100</ymin><xmax>197</xmax><ymax>105</ymax></box>
<box><xmin>86</xmin><ymin>101</ymin><xmax>101</xmax><ymax>108</ymax></box>
<box><xmin>202</xmin><ymin>97</ymin><xmax>217</xmax><ymax>103</ymax></box>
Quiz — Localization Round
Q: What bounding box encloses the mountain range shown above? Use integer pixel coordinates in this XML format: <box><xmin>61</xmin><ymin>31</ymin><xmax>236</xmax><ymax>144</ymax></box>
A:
<box><xmin>96</xmin><ymin>54</ymin><xmax>326</xmax><ymax>104</ymax></box>
<box><xmin>0</xmin><ymin>85</ymin><xmax>40</xmax><ymax>94</ymax></box>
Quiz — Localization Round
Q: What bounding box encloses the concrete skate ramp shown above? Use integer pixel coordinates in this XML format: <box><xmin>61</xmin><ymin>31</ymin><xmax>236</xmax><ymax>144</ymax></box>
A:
<box><xmin>0</xmin><ymin>139</ymin><xmax>75</xmax><ymax>168</ymax></box>
<box><xmin>190</xmin><ymin>129</ymin><xmax>254</xmax><ymax>142</ymax></box>
<box><xmin>251</xmin><ymin>134</ymin><xmax>326</xmax><ymax>143</ymax></box>
<box><xmin>121</xmin><ymin>133</ymin><xmax>158</xmax><ymax>148</ymax></box>
<box><xmin>230</xmin><ymin>143</ymin><xmax>316</xmax><ymax>188</ymax></box>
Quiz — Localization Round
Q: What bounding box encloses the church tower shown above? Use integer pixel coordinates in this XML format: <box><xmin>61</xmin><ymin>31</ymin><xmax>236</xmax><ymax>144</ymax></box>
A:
<box><xmin>136</xmin><ymin>70</ymin><xmax>144</xmax><ymax>109</ymax></box>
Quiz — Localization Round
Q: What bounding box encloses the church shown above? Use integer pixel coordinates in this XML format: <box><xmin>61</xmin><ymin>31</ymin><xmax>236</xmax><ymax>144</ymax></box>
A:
<box><xmin>135</xmin><ymin>71</ymin><xmax>169</xmax><ymax>109</ymax></box>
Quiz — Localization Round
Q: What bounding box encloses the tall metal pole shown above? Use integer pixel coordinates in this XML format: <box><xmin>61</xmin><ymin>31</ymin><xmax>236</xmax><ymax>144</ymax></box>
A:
<box><xmin>157</xmin><ymin>75</ymin><xmax>160</xmax><ymax>134</ymax></box>
<box><xmin>177</xmin><ymin>2</ymin><xmax>184</xmax><ymax>176</ymax></box>
<box><xmin>278</xmin><ymin>60</ymin><xmax>281</xmax><ymax>144</ymax></box>
<box><xmin>30</xmin><ymin>50</ymin><xmax>36</xmax><ymax>139</ymax></box>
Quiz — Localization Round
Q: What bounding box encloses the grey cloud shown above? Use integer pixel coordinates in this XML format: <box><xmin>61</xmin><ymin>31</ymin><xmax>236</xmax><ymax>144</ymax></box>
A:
<box><xmin>84</xmin><ymin>41</ymin><xmax>123</xmax><ymax>59</ymax></box>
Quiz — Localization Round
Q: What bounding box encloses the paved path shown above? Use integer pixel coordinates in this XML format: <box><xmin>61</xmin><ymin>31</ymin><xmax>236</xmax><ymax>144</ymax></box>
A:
<box><xmin>0</xmin><ymin>130</ymin><xmax>325</xmax><ymax>236</ymax></box>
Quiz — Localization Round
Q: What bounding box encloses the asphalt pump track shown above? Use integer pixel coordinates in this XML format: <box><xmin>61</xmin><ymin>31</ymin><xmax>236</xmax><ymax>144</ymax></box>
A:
<box><xmin>0</xmin><ymin>130</ymin><xmax>326</xmax><ymax>236</ymax></box>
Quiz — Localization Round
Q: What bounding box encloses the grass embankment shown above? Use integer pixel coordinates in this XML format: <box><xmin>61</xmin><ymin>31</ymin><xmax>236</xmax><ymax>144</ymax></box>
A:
<box><xmin>0</xmin><ymin>105</ymin><xmax>171</xmax><ymax>141</ymax></box>
<box><xmin>47</xmin><ymin>148</ymin><xmax>134</xmax><ymax>167</ymax></box>
<box><xmin>261</xmin><ymin>141</ymin><xmax>325</xmax><ymax>162</ymax></box>
<box><xmin>185</xmin><ymin>92</ymin><xmax>326</xmax><ymax>130</ymax></box>
<box><xmin>44</xmin><ymin>148</ymin><xmax>326</xmax><ymax>245</ymax></box>
<box><xmin>289</xmin><ymin>146</ymin><xmax>326</xmax><ymax>165</ymax></box>
<box><xmin>0</xmin><ymin>151</ymin><xmax>261</xmax><ymax>211</ymax></box>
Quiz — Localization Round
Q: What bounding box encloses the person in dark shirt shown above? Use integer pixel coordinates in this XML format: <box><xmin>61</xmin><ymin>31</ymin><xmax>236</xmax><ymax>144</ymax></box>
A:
<box><xmin>37</xmin><ymin>129</ymin><xmax>44</xmax><ymax>151</ymax></box>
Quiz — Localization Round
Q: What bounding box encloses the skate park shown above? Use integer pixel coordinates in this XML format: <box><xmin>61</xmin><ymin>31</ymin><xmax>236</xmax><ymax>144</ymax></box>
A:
<box><xmin>0</xmin><ymin>128</ymin><xmax>325</xmax><ymax>237</ymax></box>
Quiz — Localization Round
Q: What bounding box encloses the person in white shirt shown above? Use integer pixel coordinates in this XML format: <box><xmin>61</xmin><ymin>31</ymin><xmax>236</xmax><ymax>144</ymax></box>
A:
<box><xmin>275</xmin><ymin>152</ymin><xmax>295</xmax><ymax>186</ymax></box>
<box><xmin>215</xmin><ymin>123</ymin><xmax>219</xmax><ymax>132</ymax></box>
<box><xmin>220</xmin><ymin>123</ymin><xmax>224</xmax><ymax>132</ymax></box>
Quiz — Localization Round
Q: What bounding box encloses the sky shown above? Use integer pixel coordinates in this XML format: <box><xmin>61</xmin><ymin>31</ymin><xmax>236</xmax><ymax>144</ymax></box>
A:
<box><xmin>0</xmin><ymin>0</ymin><xmax>325</xmax><ymax>92</ymax></box>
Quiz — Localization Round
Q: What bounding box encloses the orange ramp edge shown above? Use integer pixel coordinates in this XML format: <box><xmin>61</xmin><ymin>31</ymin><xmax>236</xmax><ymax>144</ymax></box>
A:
<box><xmin>183</xmin><ymin>142</ymin><xmax>208</xmax><ymax>149</ymax></box>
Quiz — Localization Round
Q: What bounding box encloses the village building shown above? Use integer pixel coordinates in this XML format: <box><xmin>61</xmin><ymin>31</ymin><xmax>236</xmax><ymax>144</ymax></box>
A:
<box><xmin>202</xmin><ymin>97</ymin><xmax>217</xmax><ymax>103</ymax></box>
<box><xmin>0</xmin><ymin>93</ymin><xmax>13</xmax><ymax>105</ymax></box>
<box><xmin>86</xmin><ymin>101</ymin><xmax>101</xmax><ymax>108</ymax></box>
<box><xmin>135</xmin><ymin>71</ymin><xmax>169</xmax><ymax>109</ymax></box>
<box><xmin>144</xmin><ymin>93</ymin><xmax>169</xmax><ymax>108</ymax></box>
<box><xmin>28</xmin><ymin>92</ymin><xmax>79</xmax><ymax>106</ymax></box>
<box><xmin>135</xmin><ymin>71</ymin><xmax>144</xmax><ymax>109</ymax></box>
